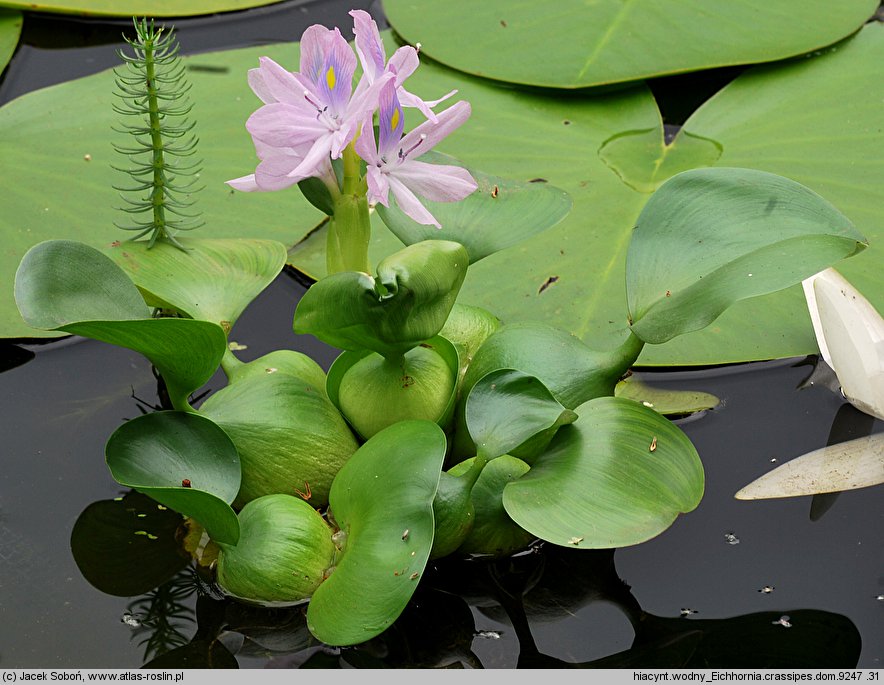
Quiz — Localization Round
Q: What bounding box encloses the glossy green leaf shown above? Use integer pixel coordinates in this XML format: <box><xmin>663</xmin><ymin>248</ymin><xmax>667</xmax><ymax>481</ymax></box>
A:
<box><xmin>216</xmin><ymin>494</ymin><xmax>336</xmax><ymax>605</ymax></box>
<box><xmin>197</xmin><ymin>371</ymin><xmax>359</xmax><ymax>509</ymax></box>
<box><xmin>376</xmin><ymin>152</ymin><xmax>571</xmax><ymax>263</ymax></box>
<box><xmin>735</xmin><ymin>433</ymin><xmax>884</xmax><ymax>500</ymax></box>
<box><xmin>306</xmin><ymin>420</ymin><xmax>447</xmax><ymax>646</ymax></box>
<box><xmin>465</xmin><ymin>369</ymin><xmax>577</xmax><ymax>461</ymax></box>
<box><xmin>626</xmin><ymin>168</ymin><xmax>866</xmax><ymax>345</ymax></box>
<box><xmin>106</xmin><ymin>237</ymin><xmax>287</xmax><ymax>332</ymax></box>
<box><xmin>15</xmin><ymin>240</ymin><xmax>227</xmax><ymax>408</ymax></box>
<box><xmin>451</xmin><ymin>322</ymin><xmax>639</xmax><ymax>459</ymax></box>
<box><xmin>0</xmin><ymin>0</ymin><xmax>287</xmax><ymax>17</ymax></box>
<box><xmin>293</xmin><ymin>240</ymin><xmax>469</xmax><ymax>357</ymax></box>
<box><xmin>503</xmin><ymin>396</ymin><xmax>704</xmax><ymax>548</ymax></box>
<box><xmin>615</xmin><ymin>376</ymin><xmax>720</xmax><ymax>417</ymax></box>
<box><xmin>438</xmin><ymin>302</ymin><xmax>501</xmax><ymax>388</ymax></box>
<box><xmin>383</xmin><ymin>0</ymin><xmax>877</xmax><ymax>89</ymax></box>
<box><xmin>70</xmin><ymin>491</ymin><xmax>188</xmax><ymax>597</ymax></box>
<box><xmin>105</xmin><ymin>411</ymin><xmax>242</xmax><ymax>545</ymax></box>
<box><xmin>448</xmin><ymin>455</ymin><xmax>535</xmax><ymax>558</ymax></box>
<box><xmin>0</xmin><ymin>9</ymin><xmax>21</xmax><ymax>74</ymax></box>
<box><xmin>5</xmin><ymin>27</ymin><xmax>883</xmax><ymax>368</ymax></box>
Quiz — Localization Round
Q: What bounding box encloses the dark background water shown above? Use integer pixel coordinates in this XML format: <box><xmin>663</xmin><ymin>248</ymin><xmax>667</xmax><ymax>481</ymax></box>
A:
<box><xmin>0</xmin><ymin>0</ymin><xmax>881</xmax><ymax>669</ymax></box>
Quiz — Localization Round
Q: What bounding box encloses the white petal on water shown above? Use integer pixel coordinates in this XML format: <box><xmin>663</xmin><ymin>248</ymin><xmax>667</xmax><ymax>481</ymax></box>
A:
<box><xmin>734</xmin><ymin>433</ymin><xmax>884</xmax><ymax>500</ymax></box>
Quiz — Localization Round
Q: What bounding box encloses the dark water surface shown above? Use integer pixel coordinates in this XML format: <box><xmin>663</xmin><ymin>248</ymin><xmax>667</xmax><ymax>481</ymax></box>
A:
<box><xmin>0</xmin><ymin>0</ymin><xmax>881</xmax><ymax>669</ymax></box>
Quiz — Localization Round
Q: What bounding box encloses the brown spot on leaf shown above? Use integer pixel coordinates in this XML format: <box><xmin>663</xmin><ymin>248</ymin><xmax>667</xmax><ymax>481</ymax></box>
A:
<box><xmin>539</xmin><ymin>276</ymin><xmax>559</xmax><ymax>294</ymax></box>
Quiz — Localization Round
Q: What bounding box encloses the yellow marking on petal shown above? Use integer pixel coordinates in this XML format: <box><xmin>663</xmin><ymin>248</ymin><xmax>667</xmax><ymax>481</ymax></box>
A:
<box><xmin>326</xmin><ymin>65</ymin><xmax>336</xmax><ymax>90</ymax></box>
<box><xmin>390</xmin><ymin>107</ymin><xmax>400</xmax><ymax>133</ymax></box>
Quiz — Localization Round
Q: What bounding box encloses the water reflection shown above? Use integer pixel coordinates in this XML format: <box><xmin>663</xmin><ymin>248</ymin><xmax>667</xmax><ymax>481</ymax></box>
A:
<box><xmin>69</xmin><ymin>495</ymin><xmax>862</xmax><ymax>669</ymax></box>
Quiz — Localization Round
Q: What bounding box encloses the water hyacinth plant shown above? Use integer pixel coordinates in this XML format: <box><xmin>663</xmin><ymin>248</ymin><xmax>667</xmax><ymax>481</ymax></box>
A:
<box><xmin>11</xmin><ymin>10</ymin><xmax>871</xmax><ymax>650</ymax></box>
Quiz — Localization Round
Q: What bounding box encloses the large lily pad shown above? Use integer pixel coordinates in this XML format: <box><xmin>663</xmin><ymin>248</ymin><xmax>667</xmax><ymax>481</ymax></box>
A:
<box><xmin>382</xmin><ymin>0</ymin><xmax>877</xmax><ymax>89</ymax></box>
<box><xmin>0</xmin><ymin>9</ymin><xmax>20</xmax><ymax>74</ymax></box>
<box><xmin>4</xmin><ymin>26</ymin><xmax>882</xmax><ymax>367</ymax></box>
<box><xmin>306</xmin><ymin>420</ymin><xmax>447</xmax><ymax>646</ymax></box>
<box><xmin>502</xmin><ymin>396</ymin><xmax>704</xmax><ymax>548</ymax></box>
<box><xmin>0</xmin><ymin>0</ymin><xmax>286</xmax><ymax>17</ymax></box>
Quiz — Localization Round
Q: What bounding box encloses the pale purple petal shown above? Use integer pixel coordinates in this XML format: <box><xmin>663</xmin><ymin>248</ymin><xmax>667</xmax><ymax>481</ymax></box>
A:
<box><xmin>365</xmin><ymin>166</ymin><xmax>391</xmax><ymax>207</ymax></box>
<box><xmin>393</xmin><ymin>159</ymin><xmax>477</xmax><ymax>202</ymax></box>
<box><xmin>249</xmin><ymin>57</ymin><xmax>307</xmax><ymax>106</ymax></box>
<box><xmin>377</xmin><ymin>80</ymin><xmax>404</xmax><ymax>160</ymax></box>
<box><xmin>299</xmin><ymin>25</ymin><xmax>331</xmax><ymax>84</ymax></box>
<box><xmin>398</xmin><ymin>87</ymin><xmax>457</xmax><ymax>122</ymax></box>
<box><xmin>246</xmin><ymin>103</ymin><xmax>326</xmax><ymax>148</ymax></box>
<box><xmin>316</xmin><ymin>28</ymin><xmax>357</xmax><ymax>116</ymax></box>
<box><xmin>288</xmin><ymin>134</ymin><xmax>336</xmax><ymax>180</ymax></box>
<box><xmin>347</xmin><ymin>69</ymin><xmax>395</xmax><ymax>122</ymax></box>
<box><xmin>387</xmin><ymin>46</ymin><xmax>419</xmax><ymax>82</ymax></box>
<box><xmin>350</xmin><ymin>10</ymin><xmax>386</xmax><ymax>82</ymax></box>
<box><xmin>354</xmin><ymin>120</ymin><xmax>380</xmax><ymax>165</ymax></box>
<box><xmin>398</xmin><ymin>100</ymin><xmax>472</xmax><ymax>161</ymax></box>
<box><xmin>226</xmin><ymin>174</ymin><xmax>260</xmax><ymax>191</ymax></box>
<box><xmin>387</xmin><ymin>175</ymin><xmax>441</xmax><ymax>227</ymax></box>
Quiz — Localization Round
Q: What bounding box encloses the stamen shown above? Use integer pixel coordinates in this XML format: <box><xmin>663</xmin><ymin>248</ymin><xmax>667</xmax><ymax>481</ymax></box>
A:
<box><xmin>399</xmin><ymin>133</ymin><xmax>427</xmax><ymax>160</ymax></box>
<box><xmin>303</xmin><ymin>90</ymin><xmax>323</xmax><ymax>111</ymax></box>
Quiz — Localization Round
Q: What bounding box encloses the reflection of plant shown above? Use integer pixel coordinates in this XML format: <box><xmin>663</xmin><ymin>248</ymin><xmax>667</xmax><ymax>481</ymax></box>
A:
<box><xmin>113</xmin><ymin>19</ymin><xmax>202</xmax><ymax>249</ymax></box>
<box><xmin>12</xmin><ymin>10</ymin><xmax>870</xmax><ymax>652</ymax></box>
<box><xmin>126</xmin><ymin>570</ymin><xmax>198</xmax><ymax>663</ymax></box>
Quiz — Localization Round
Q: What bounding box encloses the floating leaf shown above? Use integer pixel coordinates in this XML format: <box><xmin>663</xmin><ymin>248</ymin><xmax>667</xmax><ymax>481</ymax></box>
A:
<box><xmin>105</xmin><ymin>411</ymin><xmax>242</xmax><ymax>545</ymax></box>
<box><xmin>0</xmin><ymin>0</ymin><xmax>288</xmax><ymax>17</ymax></box>
<box><xmin>306</xmin><ymin>420</ymin><xmax>447</xmax><ymax>646</ymax></box>
<box><xmin>198</xmin><ymin>371</ymin><xmax>358</xmax><ymax>509</ymax></box>
<box><xmin>376</xmin><ymin>152</ymin><xmax>571</xmax><ymax>263</ymax></box>
<box><xmin>15</xmin><ymin>240</ymin><xmax>227</xmax><ymax>409</ymax></box>
<box><xmin>216</xmin><ymin>494</ymin><xmax>336</xmax><ymax>605</ymax></box>
<box><xmin>626</xmin><ymin>168</ymin><xmax>866</xmax><ymax>345</ymax></box>
<box><xmin>735</xmin><ymin>433</ymin><xmax>884</xmax><ymax>500</ymax></box>
<box><xmin>106</xmin><ymin>237</ymin><xmax>287</xmax><ymax>332</ymax></box>
<box><xmin>448</xmin><ymin>455</ymin><xmax>535</xmax><ymax>558</ymax></box>
<box><xmin>382</xmin><ymin>0</ymin><xmax>877</xmax><ymax>88</ymax></box>
<box><xmin>503</xmin><ymin>396</ymin><xmax>704</xmax><ymax>548</ymax></box>
<box><xmin>70</xmin><ymin>491</ymin><xmax>188</xmax><ymax>597</ymax></box>
<box><xmin>0</xmin><ymin>9</ymin><xmax>21</xmax><ymax>74</ymax></box>
<box><xmin>294</xmin><ymin>240</ymin><xmax>469</xmax><ymax>357</ymax></box>
<box><xmin>465</xmin><ymin>369</ymin><xmax>577</xmax><ymax>461</ymax></box>
<box><xmin>615</xmin><ymin>376</ymin><xmax>719</xmax><ymax>416</ymax></box>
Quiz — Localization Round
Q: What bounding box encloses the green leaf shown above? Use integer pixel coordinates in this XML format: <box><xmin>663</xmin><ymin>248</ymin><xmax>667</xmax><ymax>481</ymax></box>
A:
<box><xmin>15</xmin><ymin>240</ymin><xmax>227</xmax><ymax>408</ymax></box>
<box><xmin>0</xmin><ymin>0</ymin><xmax>288</xmax><ymax>17</ymax></box>
<box><xmin>70</xmin><ymin>491</ymin><xmax>188</xmax><ymax>597</ymax></box>
<box><xmin>306</xmin><ymin>420</ymin><xmax>447</xmax><ymax>646</ymax></box>
<box><xmin>293</xmin><ymin>240</ymin><xmax>469</xmax><ymax>357</ymax></box>
<box><xmin>502</xmin><ymin>396</ymin><xmax>704</xmax><ymax>548</ymax></box>
<box><xmin>0</xmin><ymin>9</ymin><xmax>22</xmax><ymax>74</ymax></box>
<box><xmin>735</xmin><ymin>433</ymin><xmax>884</xmax><ymax>500</ymax></box>
<box><xmin>448</xmin><ymin>455</ymin><xmax>535</xmax><ymax>558</ymax></box>
<box><xmin>106</xmin><ymin>237</ymin><xmax>287</xmax><ymax>332</ymax></box>
<box><xmin>197</xmin><ymin>371</ymin><xmax>359</xmax><ymax>509</ymax></box>
<box><xmin>382</xmin><ymin>0</ymin><xmax>877</xmax><ymax>88</ymax></box>
<box><xmin>376</xmin><ymin>152</ymin><xmax>571</xmax><ymax>263</ymax></box>
<box><xmin>626</xmin><ymin>167</ymin><xmax>866</xmax><ymax>345</ymax></box>
<box><xmin>614</xmin><ymin>376</ymin><xmax>720</xmax><ymax>417</ymax></box>
<box><xmin>465</xmin><ymin>369</ymin><xmax>577</xmax><ymax>461</ymax></box>
<box><xmin>105</xmin><ymin>411</ymin><xmax>242</xmax><ymax>545</ymax></box>
<box><xmin>215</xmin><ymin>494</ymin><xmax>336</xmax><ymax>605</ymax></box>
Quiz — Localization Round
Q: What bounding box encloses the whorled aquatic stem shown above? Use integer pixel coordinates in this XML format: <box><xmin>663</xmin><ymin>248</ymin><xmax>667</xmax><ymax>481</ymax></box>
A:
<box><xmin>112</xmin><ymin>18</ymin><xmax>203</xmax><ymax>250</ymax></box>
